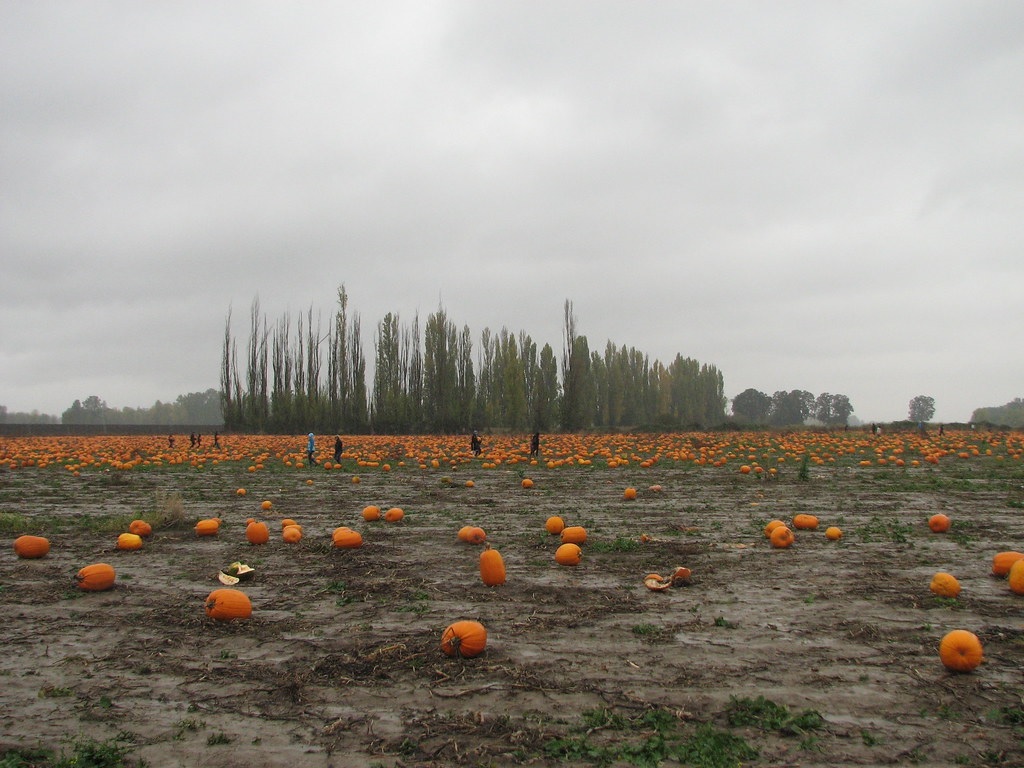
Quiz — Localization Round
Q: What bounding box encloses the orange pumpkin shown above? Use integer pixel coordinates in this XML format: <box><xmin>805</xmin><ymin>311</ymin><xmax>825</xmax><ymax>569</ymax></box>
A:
<box><xmin>116</xmin><ymin>532</ymin><xmax>144</xmax><ymax>551</ymax></box>
<box><xmin>332</xmin><ymin>526</ymin><xmax>363</xmax><ymax>548</ymax></box>
<box><xmin>458</xmin><ymin>526</ymin><xmax>487</xmax><ymax>544</ymax></box>
<box><xmin>521</xmin><ymin>478</ymin><xmax>534</xmax><ymax>489</ymax></box>
<box><xmin>560</xmin><ymin>526</ymin><xmax>587</xmax><ymax>545</ymax></box>
<box><xmin>825</xmin><ymin>526</ymin><xmax>842</xmax><ymax>541</ymax></box>
<box><xmin>479</xmin><ymin>545</ymin><xmax>506</xmax><ymax>586</ymax></box>
<box><xmin>128</xmin><ymin>519</ymin><xmax>153</xmax><ymax>537</ymax></box>
<box><xmin>246</xmin><ymin>521</ymin><xmax>270</xmax><ymax>545</ymax></box>
<box><xmin>992</xmin><ymin>551</ymin><xmax>1024</xmax><ymax>577</ymax></box>
<box><xmin>644</xmin><ymin>573</ymin><xmax>671</xmax><ymax>591</ymax></box>
<box><xmin>384</xmin><ymin>507</ymin><xmax>404</xmax><ymax>523</ymax></box>
<box><xmin>280</xmin><ymin>518</ymin><xmax>298</xmax><ymax>529</ymax></box>
<box><xmin>763</xmin><ymin>520</ymin><xmax>786</xmax><ymax>538</ymax></box>
<box><xmin>362</xmin><ymin>505</ymin><xmax>381</xmax><ymax>521</ymax></box>
<box><xmin>545</xmin><ymin>516</ymin><xmax>565</xmax><ymax>535</ymax></box>
<box><xmin>928</xmin><ymin>514</ymin><xmax>951</xmax><ymax>533</ymax></box>
<box><xmin>76</xmin><ymin>563</ymin><xmax>116</xmax><ymax>592</ymax></box>
<box><xmin>194</xmin><ymin>518</ymin><xmax>220</xmax><ymax>536</ymax></box>
<box><xmin>930</xmin><ymin>572</ymin><xmax>961</xmax><ymax>598</ymax></box>
<box><xmin>204</xmin><ymin>588</ymin><xmax>252</xmax><ymax>621</ymax></box>
<box><xmin>13</xmin><ymin>534</ymin><xmax>50</xmax><ymax>559</ymax></box>
<box><xmin>555</xmin><ymin>543</ymin><xmax>582</xmax><ymax>566</ymax></box>
<box><xmin>623</xmin><ymin>487</ymin><xmax>637</xmax><ymax>501</ymax></box>
<box><xmin>1008</xmin><ymin>559</ymin><xmax>1024</xmax><ymax>595</ymax></box>
<box><xmin>440</xmin><ymin>620</ymin><xmax>487</xmax><ymax>658</ymax></box>
<box><xmin>770</xmin><ymin>525</ymin><xmax>794</xmax><ymax>549</ymax></box>
<box><xmin>282</xmin><ymin>525</ymin><xmax>303</xmax><ymax>544</ymax></box>
<box><xmin>938</xmin><ymin>629</ymin><xmax>983</xmax><ymax>673</ymax></box>
<box><xmin>792</xmin><ymin>514</ymin><xmax>819</xmax><ymax>530</ymax></box>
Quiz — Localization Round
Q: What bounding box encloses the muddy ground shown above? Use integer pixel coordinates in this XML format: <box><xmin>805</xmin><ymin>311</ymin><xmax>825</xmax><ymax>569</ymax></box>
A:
<box><xmin>1</xmin><ymin>451</ymin><xmax>1023</xmax><ymax>767</ymax></box>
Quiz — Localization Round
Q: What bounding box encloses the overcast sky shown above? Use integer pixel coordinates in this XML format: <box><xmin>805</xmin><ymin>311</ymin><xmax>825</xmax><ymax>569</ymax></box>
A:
<box><xmin>2</xmin><ymin>1</ymin><xmax>1022</xmax><ymax>424</ymax></box>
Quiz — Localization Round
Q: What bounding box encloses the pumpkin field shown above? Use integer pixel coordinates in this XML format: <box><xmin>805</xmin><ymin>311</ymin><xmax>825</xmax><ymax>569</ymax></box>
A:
<box><xmin>2</xmin><ymin>430</ymin><xmax>1023</xmax><ymax>767</ymax></box>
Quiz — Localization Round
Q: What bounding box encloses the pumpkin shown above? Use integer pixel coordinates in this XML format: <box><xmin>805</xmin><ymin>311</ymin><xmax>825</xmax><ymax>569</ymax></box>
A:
<box><xmin>623</xmin><ymin>487</ymin><xmax>637</xmax><ymax>500</ymax></box>
<box><xmin>384</xmin><ymin>507</ymin><xmax>404</xmax><ymax>523</ymax></box>
<box><xmin>194</xmin><ymin>518</ymin><xmax>220</xmax><ymax>536</ymax></box>
<box><xmin>246</xmin><ymin>521</ymin><xmax>270</xmax><ymax>545</ymax></box>
<box><xmin>13</xmin><ymin>534</ymin><xmax>50</xmax><ymax>559</ymax></box>
<box><xmin>222</xmin><ymin>561</ymin><xmax>255</xmax><ymax>582</ymax></box>
<box><xmin>545</xmin><ymin>516</ymin><xmax>565</xmax><ymax>535</ymax></box>
<box><xmin>1008</xmin><ymin>559</ymin><xmax>1024</xmax><ymax>595</ymax></box>
<box><xmin>76</xmin><ymin>563</ymin><xmax>116</xmax><ymax>592</ymax></box>
<box><xmin>930</xmin><ymin>572</ymin><xmax>961</xmax><ymax>598</ymax></box>
<box><xmin>644</xmin><ymin>573</ymin><xmax>672</xmax><ymax>591</ymax></box>
<box><xmin>280</xmin><ymin>518</ymin><xmax>298</xmax><ymax>529</ymax></box>
<box><xmin>938</xmin><ymin>629</ymin><xmax>983</xmax><ymax>673</ymax></box>
<box><xmin>458</xmin><ymin>526</ymin><xmax>487</xmax><ymax>544</ymax></box>
<box><xmin>671</xmin><ymin>566</ymin><xmax>692</xmax><ymax>585</ymax></box>
<box><xmin>928</xmin><ymin>514</ymin><xmax>951</xmax><ymax>533</ymax></box>
<box><xmin>479</xmin><ymin>545</ymin><xmax>506</xmax><ymax>586</ymax></box>
<box><xmin>763</xmin><ymin>520</ymin><xmax>786</xmax><ymax>538</ymax></box>
<box><xmin>236</xmin><ymin>488</ymin><xmax>247</xmax><ymax>496</ymax></box>
<box><xmin>792</xmin><ymin>514</ymin><xmax>819</xmax><ymax>530</ymax></box>
<box><xmin>770</xmin><ymin>525</ymin><xmax>794</xmax><ymax>549</ymax></box>
<box><xmin>260</xmin><ymin>500</ymin><xmax>273</xmax><ymax>511</ymax></box>
<box><xmin>440</xmin><ymin>620</ymin><xmax>487</xmax><ymax>658</ymax></box>
<box><xmin>555</xmin><ymin>543</ymin><xmax>582</xmax><ymax>566</ymax></box>
<box><xmin>560</xmin><ymin>526</ymin><xmax>587</xmax><ymax>545</ymax></box>
<box><xmin>332</xmin><ymin>527</ymin><xmax>363</xmax><ymax>548</ymax></box>
<box><xmin>521</xmin><ymin>478</ymin><xmax>534</xmax><ymax>489</ymax></box>
<box><xmin>116</xmin><ymin>532</ymin><xmax>144</xmax><ymax>551</ymax></box>
<box><xmin>128</xmin><ymin>519</ymin><xmax>153</xmax><ymax>537</ymax></box>
<box><xmin>992</xmin><ymin>551</ymin><xmax>1024</xmax><ymax>577</ymax></box>
<box><xmin>362</xmin><ymin>505</ymin><xmax>381</xmax><ymax>521</ymax></box>
<box><xmin>825</xmin><ymin>526</ymin><xmax>843</xmax><ymax>541</ymax></box>
<box><xmin>204</xmin><ymin>588</ymin><xmax>252</xmax><ymax>621</ymax></box>
<box><xmin>282</xmin><ymin>525</ymin><xmax>303</xmax><ymax>544</ymax></box>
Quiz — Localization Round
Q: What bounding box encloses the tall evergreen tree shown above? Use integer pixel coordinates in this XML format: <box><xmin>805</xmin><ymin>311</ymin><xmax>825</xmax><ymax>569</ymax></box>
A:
<box><xmin>424</xmin><ymin>306</ymin><xmax>459</xmax><ymax>432</ymax></box>
<box><xmin>456</xmin><ymin>325</ymin><xmax>475</xmax><ymax>431</ymax></box>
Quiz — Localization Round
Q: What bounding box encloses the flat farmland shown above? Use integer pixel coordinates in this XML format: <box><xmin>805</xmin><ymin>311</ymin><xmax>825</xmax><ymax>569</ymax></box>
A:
<box><xmin>1</xmin><ymin>431</ymin><xmax>1022</xmax><ymax>767</ymax></box>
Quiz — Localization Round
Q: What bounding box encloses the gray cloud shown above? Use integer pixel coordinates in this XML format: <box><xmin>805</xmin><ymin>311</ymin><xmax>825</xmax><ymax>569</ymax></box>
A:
<box><xmin>2</xmin><ymin>1</ymin><xmax>1022</xmax><ymax>422</ymax></box>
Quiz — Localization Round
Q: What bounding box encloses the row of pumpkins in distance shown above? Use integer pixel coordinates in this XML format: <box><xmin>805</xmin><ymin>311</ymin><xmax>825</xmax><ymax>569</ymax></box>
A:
<box><xmin>11</xmin><ymin>507</ymin><xmax>1024</xmax><ymax>668</ymax></box>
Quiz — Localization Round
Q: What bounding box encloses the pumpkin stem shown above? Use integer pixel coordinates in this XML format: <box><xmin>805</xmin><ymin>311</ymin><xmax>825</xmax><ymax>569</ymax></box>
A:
<box><xmin>449</xmin><ymin>635</ymin><xmax>464</xmax><ymax>657</ymax></box>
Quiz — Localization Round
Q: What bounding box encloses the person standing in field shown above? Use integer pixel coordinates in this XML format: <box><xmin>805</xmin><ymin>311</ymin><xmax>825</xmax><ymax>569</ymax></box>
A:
<box><xmin>334</xmin><ymin>435</ymin><xmax>343</xmax><ymax>464</ymax></box>
<box><xmin>530</xmin><ymin>432</ymin><xmax>540</xmax><ymax>457</ymax></box>
<box><xmin>307</xmin><ymin>432</ymin><xmax>317</xmax><ymax>465</ymax></box>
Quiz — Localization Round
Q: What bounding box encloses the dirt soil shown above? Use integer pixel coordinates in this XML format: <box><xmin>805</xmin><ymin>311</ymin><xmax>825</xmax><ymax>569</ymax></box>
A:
<box><xmin>1</xmin><ymin>450</ymin><xmax>1023</xmax><ymax>767</ymax></box>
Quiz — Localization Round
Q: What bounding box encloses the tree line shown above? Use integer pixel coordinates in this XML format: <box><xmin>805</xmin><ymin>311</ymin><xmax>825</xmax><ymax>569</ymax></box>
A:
<box><xmin>970</xmin><ymin>398</ymin><xmax>1024</xmax><ymax>427</ymax></box>
<box><xmin>59</xmin><ymin>390</ymin><xmax>223</xmax><ymax>425</ymax></box>
<box><xmin>220</xmin><ymin>289</ymin><xmax>727</xmax><ymax>434</ymax></box>
<box><xmin>730</xmin><ymin>388</ymin><xmax>855</xmax><ymax>427</ymax></box>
